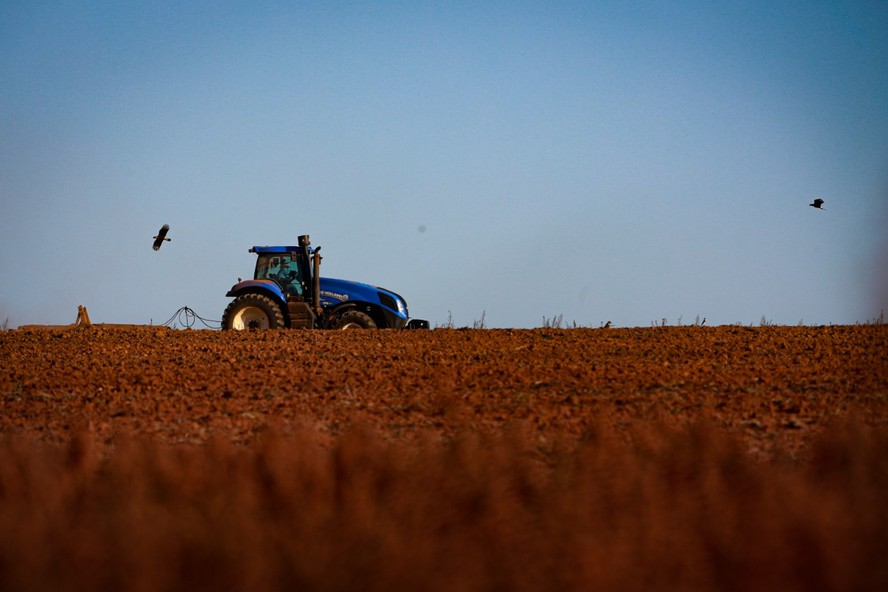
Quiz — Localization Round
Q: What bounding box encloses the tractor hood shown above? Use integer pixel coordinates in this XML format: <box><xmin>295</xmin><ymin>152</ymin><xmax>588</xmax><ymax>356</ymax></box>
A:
<box><xmin>319</xmin><ymin>277</ymin><xmax>408</xmax><ymax>318</ymax></box>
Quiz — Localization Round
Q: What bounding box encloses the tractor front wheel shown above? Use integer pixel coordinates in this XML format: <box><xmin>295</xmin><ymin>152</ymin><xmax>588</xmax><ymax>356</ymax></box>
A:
<box><xmin>222</xmin><ymin>294</ymin><xmax>285</xmax><ymax>330</ymax></box>
<box><xmin>336</xmin><ymin>310</ymin><xmax>377</xmax><ymax>330</ymax></box>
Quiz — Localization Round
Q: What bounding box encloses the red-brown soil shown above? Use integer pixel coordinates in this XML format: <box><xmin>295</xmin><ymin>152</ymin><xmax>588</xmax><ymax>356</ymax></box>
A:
<box><xmin>3</xmin><ymin>325</ymin><xmax>886</xmax><ymax>455</ymax></box>
<box><xmin>1</xmin><ymin>325</ymin><xmax>887</xmax><ymax>590</ymax></box>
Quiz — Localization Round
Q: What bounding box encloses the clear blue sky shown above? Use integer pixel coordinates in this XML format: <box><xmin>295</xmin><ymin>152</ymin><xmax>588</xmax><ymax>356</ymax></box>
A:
<box><xmin>2</xmin><ymin>1</ymin><xmax>887</xmax><ymax>328</ymax></box>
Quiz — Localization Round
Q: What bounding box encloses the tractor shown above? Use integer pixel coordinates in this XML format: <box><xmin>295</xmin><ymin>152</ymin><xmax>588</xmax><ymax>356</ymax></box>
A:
<box><xmin>221</xmin><ymin>235</ymin><xmax>428</xmax><ymax>331</ymax></box>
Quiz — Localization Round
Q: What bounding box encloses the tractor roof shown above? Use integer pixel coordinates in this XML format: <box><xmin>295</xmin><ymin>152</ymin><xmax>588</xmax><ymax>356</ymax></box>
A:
<box><xmin>249</xmin><ymin>246</ymin><xmax>311</xmax><ymax>254</ymax></box>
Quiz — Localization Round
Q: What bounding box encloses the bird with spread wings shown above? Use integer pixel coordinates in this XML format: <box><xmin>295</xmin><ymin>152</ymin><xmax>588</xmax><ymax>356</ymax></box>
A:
<box><xmin>152</xmin><ymin>224</ymin><xmax>171</xmax><ymax>250</ymax></box>
<box><xmin>809</xmin><ymin>198</ymin><xmax>825</xmax><ymax>210</ymax></box>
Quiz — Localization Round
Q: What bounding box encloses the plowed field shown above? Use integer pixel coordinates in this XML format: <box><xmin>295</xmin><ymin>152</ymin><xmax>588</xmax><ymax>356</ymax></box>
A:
<box><xmin>3</xmin><ymin>325</ymin><xmax>886</xmax><ymax>454</ymax></box>
<box><xmin>2</xmin><ymin>325</ymin><xmax>887</xmax><ymax>591</ymax></box>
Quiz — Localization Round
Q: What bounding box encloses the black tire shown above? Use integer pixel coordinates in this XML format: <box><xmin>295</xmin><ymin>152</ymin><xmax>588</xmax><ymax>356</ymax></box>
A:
<box><xmin>336</xmin><ymin>310</ymin><xmax>377</xmax><ymax>330</ymax></box>
<box><xmin>221</xmin><ymin>294</ymin><xmax>286</xmax><ymax>330</ymax></box>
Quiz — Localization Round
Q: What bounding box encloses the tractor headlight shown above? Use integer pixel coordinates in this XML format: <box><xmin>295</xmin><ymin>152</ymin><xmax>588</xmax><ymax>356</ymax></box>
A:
<box><xmin>378</xmin><ymin>291</ymin><xmax>407</xmax><ymax>317</ymax></box>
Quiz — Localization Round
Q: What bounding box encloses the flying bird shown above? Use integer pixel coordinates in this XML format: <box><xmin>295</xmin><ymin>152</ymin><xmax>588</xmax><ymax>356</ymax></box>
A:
<box><xmin>152</xmin><ymin>224</ymin><xmax>171</xmax><ymax>251</ymax></box>
<box><xmin>809</xmin><ymin>198</ymin><xmax>825</xmax><ymax>210</ymax></box>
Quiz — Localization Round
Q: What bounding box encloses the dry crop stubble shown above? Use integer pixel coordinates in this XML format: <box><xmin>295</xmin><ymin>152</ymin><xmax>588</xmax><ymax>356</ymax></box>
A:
<box><xmin>1</xmin><ymin>325</ymin><xmax>887</xmax><ymax>590</ymax></box>
<box><xmin>1</xmin><ymin>422</ymin><xmax>887</xmax><ymax>591</ymax></box>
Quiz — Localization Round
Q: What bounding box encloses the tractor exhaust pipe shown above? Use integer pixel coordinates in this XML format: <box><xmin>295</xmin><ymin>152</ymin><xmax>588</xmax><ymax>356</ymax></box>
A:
<box><xmin>312</xmin><ymin>246</ymin><xmax>322</xmax><ymax>316</ymax></box>
<box><xmin>298</xmin><ymin>235</ymin><xmax>323</xmax><ymax>318</ymax></box>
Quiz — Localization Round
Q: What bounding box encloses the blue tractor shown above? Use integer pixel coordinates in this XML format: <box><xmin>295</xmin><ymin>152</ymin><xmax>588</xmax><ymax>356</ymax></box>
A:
<box><xmin>221</xmin><ymin>235</ymin><xmax>428</xmax><ymax>331</ymax></box>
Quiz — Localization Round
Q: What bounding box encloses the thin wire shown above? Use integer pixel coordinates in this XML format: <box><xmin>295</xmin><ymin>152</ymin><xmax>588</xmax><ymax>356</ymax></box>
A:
<box><xmin>159</xmin><ymin>306</ymin><xmax>222</xmax><ymax>329</ymax></box>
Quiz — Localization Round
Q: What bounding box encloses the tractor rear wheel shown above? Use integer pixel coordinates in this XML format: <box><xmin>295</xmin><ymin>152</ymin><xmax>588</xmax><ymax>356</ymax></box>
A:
<box><xmin>222</xmin><ymin>294</ymin><xmax>285</xmax><ymax>330</ymax></box>
<box><xmin>336</xmin><ymin>310</ymin><xmax>377</xmax><ymax>330</ymax></box>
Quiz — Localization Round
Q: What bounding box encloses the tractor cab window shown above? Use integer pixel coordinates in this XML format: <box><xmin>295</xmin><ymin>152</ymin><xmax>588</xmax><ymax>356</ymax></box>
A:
<box><xmin>255</xmin><ymin>253</ymin><xmax>304</xmax><ymax>300</ymax></box>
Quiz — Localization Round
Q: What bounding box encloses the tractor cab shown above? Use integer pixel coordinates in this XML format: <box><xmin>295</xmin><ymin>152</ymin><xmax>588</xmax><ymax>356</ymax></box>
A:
<box><xmin>252</xmin><ymin>249</ymin><xmax>309</xmax><ymax>301</ymax></box>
